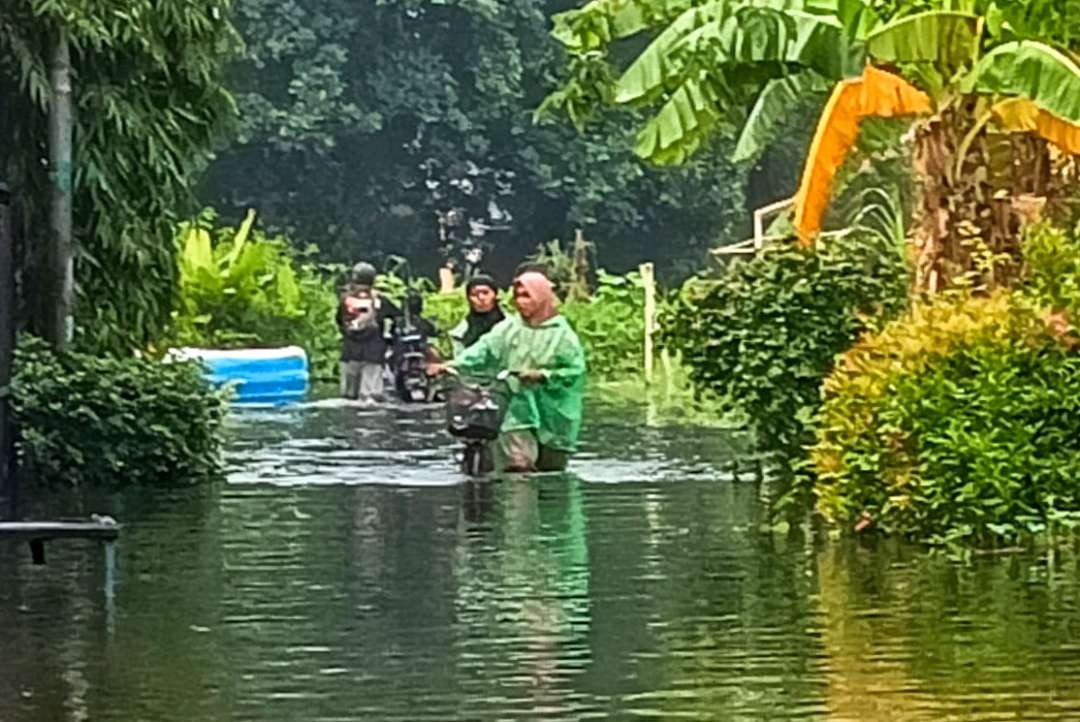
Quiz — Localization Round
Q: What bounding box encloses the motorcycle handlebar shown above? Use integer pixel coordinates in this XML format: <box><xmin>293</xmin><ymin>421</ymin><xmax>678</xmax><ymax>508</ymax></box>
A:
<box><xmin>439</xmin><ymin>367</ymin><xmax>518</xmax><ymax>384</ymax></box>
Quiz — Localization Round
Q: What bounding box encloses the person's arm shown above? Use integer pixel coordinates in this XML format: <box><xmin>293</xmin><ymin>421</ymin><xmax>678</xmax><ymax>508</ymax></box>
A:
<box><xmin>376</xmin><ymin>297</ymin><xmax>402</xmax><ymax>339</ymax></box>
<box><xmin>453</xmin><ymin>320</ymin><xmax>505</xmax><ymax>377</ymax></box>
<box><xmin>539</xmin><ymin>328</ymin><xmax>586</xmax><ymax>387</ymax></box>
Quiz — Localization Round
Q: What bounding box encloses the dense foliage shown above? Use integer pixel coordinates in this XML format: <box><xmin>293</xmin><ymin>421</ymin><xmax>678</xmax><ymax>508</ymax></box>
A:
<box><xmin>546</xmin><ymin>0</ymin><xmax>1080</xmax><ymax>167</ymax></box>
<box><xmin>1022</xmin><ymin>221</ymin><xmax>1080</xmax><ymax>315</ymax></box>
<box><xmin>561</xmin><ymin>270</ymin><xmax>651</xmax><ymax>379</ymax></box>
<box><xmin>0</xmin><ymin>0</ymin><xmax>241</xmax><ymax>352</ymax></box>
<box><xmin>664</xmin><ymin>231</ymin><xmax>909</xmax><ymax>461</ymax></box>
<box><xmin>12</xmin><ymin>337</ymin><xmax>229</xmax><ymax>486</ymax></box>
<box><xmin>170</xmin><ymin>210</ymin><xmax>341</xmax><ymax>381</ymax></box>
<box><xmin>812</xmin><ymin>292</ymin><xmax>1080</xmax><ymax>546</ymax></box>
<box><xmin>811</xmin><ymin>223</ymin><xmax>1080</xmax><ymax>545</ymax></box>
<box><xmin>202</xmin><ymin>0</ymin><xmax>753</xmax><ymax>280</ymax></box>
<box><xmin>547</xmin><ymin>0</ymin><xmax>1080</xmax><ymax>293</ymax></box>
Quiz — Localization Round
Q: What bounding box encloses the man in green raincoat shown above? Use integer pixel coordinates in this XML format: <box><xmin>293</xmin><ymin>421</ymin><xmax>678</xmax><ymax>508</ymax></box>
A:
<box><xmin>441</xmin><ymin>270</ymin><xmax>586</xmax><ymax>472</ymax></box>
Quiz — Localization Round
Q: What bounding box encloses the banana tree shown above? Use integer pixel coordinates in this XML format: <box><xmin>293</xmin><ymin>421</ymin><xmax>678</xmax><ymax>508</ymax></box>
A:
<box><xmin>859</xmin><ymin>14</ymin><xmax>1080</xmax><ymax>291</ymax></box>
<box><xmin>546</xmin><ymin>0</ymin><xmax>1080</xmax><ymax>292</ymax></box>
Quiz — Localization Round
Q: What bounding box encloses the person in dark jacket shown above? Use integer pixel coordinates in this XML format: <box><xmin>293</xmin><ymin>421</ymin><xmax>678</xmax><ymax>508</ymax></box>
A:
<box><xmin>337</xmin><ymin>262</ymin><xmax>400</xmax><ymax>401</ymax></box>
<box><xmin>449</xmin><ymin>273</ymin><xmax>505</xmax><ymax>356</ymax></box>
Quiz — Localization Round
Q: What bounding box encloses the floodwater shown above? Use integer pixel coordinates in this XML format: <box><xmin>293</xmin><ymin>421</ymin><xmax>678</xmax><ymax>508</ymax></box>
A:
<box><xmin>3</xmin><ymin>397</ymin><xmax>1080</xmax><ymax>721</ymax></box>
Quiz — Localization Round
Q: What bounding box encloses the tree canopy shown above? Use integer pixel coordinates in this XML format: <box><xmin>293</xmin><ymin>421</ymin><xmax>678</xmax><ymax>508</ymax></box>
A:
<box><xmin>545</xmin><ymin>0</ymin><xmax>1080</xmax><ymax>291</ymax></box>
<box><xmin>546</xmin><ymin>0</ymin><xmax>1080</xmax><ymax>171</ymax></box>
<box><xmin>201</xmin><ymin>0</ymin><xmax>765</xmax><ymax>280</ymax></box>
<box><xmin>0</xmin><ymin>0</ymin><xmax>241</xmax><ymax>352</ymax></box>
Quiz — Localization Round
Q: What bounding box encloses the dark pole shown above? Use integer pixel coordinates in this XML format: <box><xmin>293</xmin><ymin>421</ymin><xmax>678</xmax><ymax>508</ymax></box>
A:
<box><xmin>0</xmin><ymin>180</ymin><xmax>15</xmax><ymax>510</ymax></box>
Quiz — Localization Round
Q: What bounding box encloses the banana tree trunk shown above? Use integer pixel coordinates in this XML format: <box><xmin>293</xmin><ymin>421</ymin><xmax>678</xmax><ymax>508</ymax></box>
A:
<box><xmin>911</xmin><ymin>102</ymin><xmax>1054</xmax><ymax>295</ymax></box>
<box><xmin>45</xmin><ymin>26</ymin><xmax>74</xmax><ymax>347</ymax></box>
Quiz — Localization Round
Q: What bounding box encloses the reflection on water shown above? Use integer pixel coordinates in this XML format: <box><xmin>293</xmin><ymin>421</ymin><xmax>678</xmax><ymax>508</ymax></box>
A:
<box><xmin>2</xmin><ymin>398</ymin><xmax>1080</xmax><ymax>721</ymax></box>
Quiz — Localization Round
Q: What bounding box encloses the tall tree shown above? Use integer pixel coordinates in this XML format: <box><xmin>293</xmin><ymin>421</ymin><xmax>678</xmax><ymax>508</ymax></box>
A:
<box><xmin>45</xmin><ymin>26</ymin><xmax>72</xmax><ymax>347</ymax></box>
<box><xmin>203</xmin><ymin>0</ymin><xmax>754</xmax><ymax>280</ymax></box>
<box><xmin>0</xmin><ymin>0</ymin><xmax>242</xmax><ymax>353</ymax></box>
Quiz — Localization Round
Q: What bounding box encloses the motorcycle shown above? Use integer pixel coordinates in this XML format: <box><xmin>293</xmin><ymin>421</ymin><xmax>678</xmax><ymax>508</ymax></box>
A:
<box><xmin>442</xmin><ymin>369</ymin><xmax>511</xmax><ymax>476</ymax></box>
<box><xmin>390</xmin><ymin>321</ymin><xmax>434</xmax><ymax>403</ymax></box>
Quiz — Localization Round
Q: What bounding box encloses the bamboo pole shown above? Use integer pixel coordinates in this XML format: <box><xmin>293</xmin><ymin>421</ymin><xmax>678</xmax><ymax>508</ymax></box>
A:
<box><xmin>640</xmin><ymin>262</ymin><xmax>656</xmax><ymax>384</ymax></box>
<box><xmin>572</xmin><ymin>229</ymin><xmax>590</xmax><ymax>301</ymax></box>
<box><xmin>46</xmin><ymin>26</ymin><xmax>74</xmax><ymax>346</ymax></box>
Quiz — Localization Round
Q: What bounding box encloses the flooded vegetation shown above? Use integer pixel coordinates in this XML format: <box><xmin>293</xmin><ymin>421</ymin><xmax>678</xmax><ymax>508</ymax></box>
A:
<box><xmin>4</xmin><ymin>399</ymin><xmax>1080</xmax><ymax>721</ymax></box>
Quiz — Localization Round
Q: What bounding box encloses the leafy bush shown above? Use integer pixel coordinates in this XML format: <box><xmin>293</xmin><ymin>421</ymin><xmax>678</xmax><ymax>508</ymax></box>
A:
<box><xmin>562</xmin><ymin>270</ymin><xmax>650</xmax><ymax>379</ymax></box>
<box><xmin>170</xmin><ymin>209</ymin><xmax>341</xmax><ymax>380</ymax></box>
<box><xmin>663</xmin><ymin>231</ymin><xmax>909</xmax><ymax>461</ymax></box>
<box><xmin>12</xmin><ymin>337</ymin><xmax>229</xmax><ymax>486</ymax></box>
<box><xmin>811</xmin><ymin>291</ymin><xmax>1080</xmax><ymax>545</ymax></box>
<box><xmin>1021</xmin><ymin>220</ymin><xmax>1080</xmax><ymax>314</ymax></box>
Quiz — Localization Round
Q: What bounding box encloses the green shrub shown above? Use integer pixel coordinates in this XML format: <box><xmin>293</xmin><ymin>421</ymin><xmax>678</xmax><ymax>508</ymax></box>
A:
<box><xmin>1022</xmin><ymin>220</ymin><xmax>1080</xmax><ymax>314</ymax></box>
<box><xmin>812</xmin><ymin>291</ymin><xmax>1080</xmax><ymax>545</ymax></box>
<box><xmin>663</xmin><ymin>231</ymin><xmax>909</xmax><ymax>461</ymax></box>
<box><xmin>170</xmin><ymin>209</ymin><xmax>341</xmax><ymax>380</ymax></box>
<box><xmin>419</xmin><ymin>291</ymin><xmax>470</xmax><ymax>360</ymax></box>
<box><xmin>562</xmin><ymin>270</ymin><xmax>649</xmax><ymax>379</ymax></box>
<box><xmin>12</xmin><ymin>337</ymin><xmax>229</xmax><ymax>486</ymax></box>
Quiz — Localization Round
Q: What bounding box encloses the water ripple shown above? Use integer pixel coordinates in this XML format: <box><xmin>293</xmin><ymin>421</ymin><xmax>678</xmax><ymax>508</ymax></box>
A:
<box><xmin>3</xmin><ymin>401</ymin><xmax>1080</xmax><ymax>720</ymax></box>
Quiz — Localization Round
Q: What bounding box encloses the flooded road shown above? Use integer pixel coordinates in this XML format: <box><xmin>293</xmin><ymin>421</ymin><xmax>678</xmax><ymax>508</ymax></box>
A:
<box><xmin>3</xmin><ymin>398</ymin><xmax>1080</xmax><ymax>720</ymax></box>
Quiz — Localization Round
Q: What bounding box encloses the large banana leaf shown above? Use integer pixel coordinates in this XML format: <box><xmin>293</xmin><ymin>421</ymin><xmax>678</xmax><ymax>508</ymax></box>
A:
<box><xmin>793</xmin><ymin>66</ymin><xmax>931</xmax><ymax>242</ymax></box>
<box><xmin>181</xmin><ymin>225</ymin><xmax>213</xmax><ymax>276</ymax></box>
<box><xmin>614</xmin><ymin>0</ymin><xmax>856</xmax><ymax>104</ymax></box>
<box><xmin>621</xmin><ymin>5</ymin><xmax>863</xmax><ymax>162</ymax></box>
<box><xmin>965</xmin><ymin>41</ymin><xmax>1080</xmax><ymax>125</ymax></box>
<box><xmin>816</xmin><ymin>0</ymin><xmax>882</xmax><ymax>42</ymax></box>
<box><xmin>552</xmin><ymin>0</ymin><xmax>696</xmax><ymax>52</ymax></box>
<box><xmin>866</xmin><ymin>11</ymin><xmax>981</xmax><ymax>70</ymax></box>
<box><xmin>179</xmin><ymin>224</ymin><xmax>223</xmax><ymax>299</ymax></box>
<box><xmin>673</xmin><ymin>8</ymin><xmax>848</xmax><ymax>70</ymax></box>
<box><xmin>220</xmin><ymin>208</ymin><xmax>257</xmax><ymax>273</ymax></box>
<box><xmin>733</xmin><ymin>70</ymin><xmax>832</xmax><ymax>161</ymax></box>
<box><xmin>275</xmin><ymin>263</ymin><xmax>302</xmax><ymax>314</ymax></box>
<box><xmin>614</xmin><ymin>1</ymin><xmax>735</xmax><ymax>104</ymax></box>
<box><xmin>992</xmin><ymin>98</ymin><xmax>1080</xmax><ymax>154</ymax></box>
<box><xmin>633</xmin><ymin>78</ymin><xmax>722</xmax><ymax>165</ymax></box>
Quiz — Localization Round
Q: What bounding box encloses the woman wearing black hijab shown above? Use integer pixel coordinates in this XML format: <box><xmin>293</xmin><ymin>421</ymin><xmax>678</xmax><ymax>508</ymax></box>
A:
<box><xmin>450</xmin><ymin>273</ymin><xmax>505</xmax><ymax>356</ymax></box>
